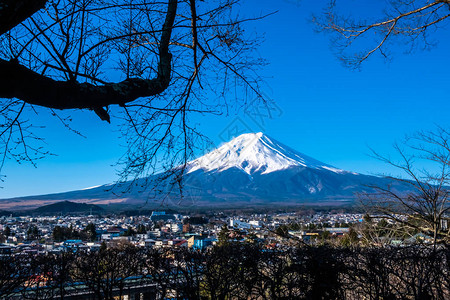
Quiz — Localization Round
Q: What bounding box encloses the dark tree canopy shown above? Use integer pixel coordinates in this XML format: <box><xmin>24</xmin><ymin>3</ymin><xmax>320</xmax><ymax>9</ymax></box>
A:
<box><xmin>0</xmin><ymin>0</ymin><xmax>267</xmax><ymax>187</ymax></box>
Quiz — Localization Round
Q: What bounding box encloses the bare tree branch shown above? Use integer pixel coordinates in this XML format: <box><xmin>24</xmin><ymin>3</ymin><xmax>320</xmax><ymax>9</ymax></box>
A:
<box><xmin>315</xmin><ymin>0</ymin><xmax>450</xmax><ymax>68</ymax></box>
<box><xmin>0</xmin><ymin>0</ymin><xmax>47</xmax><ymax>36</ymax></box>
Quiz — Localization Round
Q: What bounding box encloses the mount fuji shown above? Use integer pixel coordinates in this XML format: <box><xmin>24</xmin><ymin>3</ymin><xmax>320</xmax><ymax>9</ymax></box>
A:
<box><xmin>176</xmin><ymin>132</ymin><xmax>398</xmax><ymax>206</ymax></box>
<box><xmin>187</xmin><ymin>132</ymin><xmax>350</xmax><ymax>176</ymax></box>
<box><xmin>0</xmin><ymin>133</ymin><xmax>402</xmax><ymax>210</ymax></box>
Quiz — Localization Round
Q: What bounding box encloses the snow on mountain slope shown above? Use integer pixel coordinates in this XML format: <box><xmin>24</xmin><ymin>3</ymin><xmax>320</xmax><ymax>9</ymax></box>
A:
<box><xmin>187</xmin><ymin>132</ymin><xmax>353</xmax><ymax>175</ymax></box>
<box><xmin>4</xmin><ymin>132</ymin><xmax>393</xmax><ymax>209</ymax></box>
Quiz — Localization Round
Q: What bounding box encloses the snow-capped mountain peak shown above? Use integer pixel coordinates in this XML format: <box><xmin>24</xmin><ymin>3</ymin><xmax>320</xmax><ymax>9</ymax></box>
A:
<box><xmin>187</xmin><ymin>132</ymin><xmax>349</xmax><ymax>175</ymax></box>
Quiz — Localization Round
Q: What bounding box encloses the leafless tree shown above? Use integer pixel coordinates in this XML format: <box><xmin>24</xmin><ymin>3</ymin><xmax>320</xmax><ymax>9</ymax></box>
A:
<box><xmin>315</xmin><ymin>0</ymin><xmax>450</xmax><ymax>68</ymax></box>
<box><xmin>20</xmin><ymin>253</ymin><xmax>57</xmax><ymax>300</ymax></box>
<box><xmin>169</xmin><ymin>248</ymin><xmax>204</xmax><ymax>299</ymax></box>
<box><xmin>361</xmin><ymin>127</ymin><xmax>450</xmax><ymax>246</ymax></box>
<box><xmin>0</xmin><ymin>253</ymin><xmax>31</xmax><ymax>298</ymax></box>
<box><xmin>0</xmin><ymin>0</ymin><xmax>268</xmax><ymax>191</ymax></box>
<box><xmin>255</xmin><ymin>247</ymin><xmax>303</xmax><ymax>299</ymax></box>
<box><xmin>2</xmin><ymin>244</ymin><xmax>449</xmax><ymax>299</ymax></box>
<box><xmin>71</xmin><ymin>247</ymin><xmax>142</xmax><ymax>299</ymax></box>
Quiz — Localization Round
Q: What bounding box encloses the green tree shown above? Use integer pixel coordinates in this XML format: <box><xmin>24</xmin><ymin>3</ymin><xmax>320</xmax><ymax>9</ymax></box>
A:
<box><xmin>123</xmin><ymin>227</ymin><xmax>136</xmax><ymax>237</ymax></box>
<box><xmin>245</xmin><ymin>232</ymin><xmax>258</xmax><ymax>244</ymax></box>
<box><xmin>275</xmin><ymin>225</ymin><xmax>289</xmax><ymax>237</ymax></box>
<box><xmin>217</xmin><ymin>224</ymin><xmax>230</xmax><ymax>246</ymax></box>
<box><xmin>340</xmin><ymin>227</ymin><xmax>359</xmax><ymax>247</ymax></box>
<box><xmin>136</xmin><ymin>224</ymin><xmax>147</xmax><ymax>234</ymax></box>
<box><xmin>3</xmin><ymin>226</ymin><xmax>10</xmax><ymax>237</ymax></box>
<box><xmin>308</xmin><ymin>223</ymin><xmax>317</xmax><ymax>230</ymax></box>
<box><xmin>53</xmin><ymin>226</ymin><xmax>74</xmax><ymax>242</ymax></box>
<box><xmin>84</xmin><ymin>223</ymin><xmax>97</xmax><ymax>241</ymax></box>
<box><xmin>27</xmin><ymin>225</ymin><xmax>39</xmax><ymax>240</ymax></box>
<box><xmin>320</xmin><ymin>230</ymin><xmax>331</xmax><ymax>241</ymax></box>
<box><xmin>100</xmin><ymin>241</ymin><xmax>107</xmax><ymax>252</ymax></box>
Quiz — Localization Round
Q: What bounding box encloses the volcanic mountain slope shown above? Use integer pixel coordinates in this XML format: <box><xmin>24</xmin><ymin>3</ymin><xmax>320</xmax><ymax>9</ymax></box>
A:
<box><xmin>0</xmin><ymin>132</ymin><xmax>403</xmax><ymax>209</ymax></box>
<box><xmin>187</xmin><ymin>132</ymin><xmax>349</xmax><ymax>175</ymax></box>
<box><xmin>175</xmin><ymin>132</ymin><xmax>400</xmax><ymax>205</ymax></box>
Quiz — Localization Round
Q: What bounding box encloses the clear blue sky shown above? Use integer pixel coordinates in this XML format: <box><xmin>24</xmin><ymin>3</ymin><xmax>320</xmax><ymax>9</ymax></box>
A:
<box><xmin>2</xmin><ymin>0</ymin><xmax>450</xmax><ymax>198</ymax></box>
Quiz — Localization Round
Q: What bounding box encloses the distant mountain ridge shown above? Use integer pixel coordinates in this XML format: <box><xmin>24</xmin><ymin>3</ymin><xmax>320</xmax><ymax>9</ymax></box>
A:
<box><xmin>34</xmin><ymin>201</ymin><xmax>104</xmax><ymax>214</ymax></box>
<box><xmin>0</xmin><ymin>133</ymin><xmax>406</xmax><ymax>210</ymax></box>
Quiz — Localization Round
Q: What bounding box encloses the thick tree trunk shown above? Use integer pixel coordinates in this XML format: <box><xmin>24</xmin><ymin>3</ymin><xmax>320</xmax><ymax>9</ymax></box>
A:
<box><xmin>0</xmin><ymin>58</ymin><xmax>172</xmax><ymax>109</ymax></box>
<box><xmin>0</xmin><ymin>0</ymin><xmax>177</xmax><ymax>121</ymax></box>
<box><xmin>0</xmin><ymin>0</ymin><xmax>47</xmax><ymax>35</ymax></box>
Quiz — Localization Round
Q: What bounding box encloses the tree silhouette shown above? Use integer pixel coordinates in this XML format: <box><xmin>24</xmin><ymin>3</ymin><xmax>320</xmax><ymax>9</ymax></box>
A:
<box><xmin>83</xmin><ymin>222</ymin><xmax>97</xmax><ymax>242</ymax></box>
<box><xmin>0</xmin><ymin>0</ymin><xmax>268</xmax><ymax>187</ymax></box>
<box><xmin>316</xmin><ymin>0</ymin><xmax>450</xmax><ymax>69</ymax></box>
<box><xmin>361</xmin><ymin>128</ymin><xmax>450</xmax><ymax>246</ymax></box>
